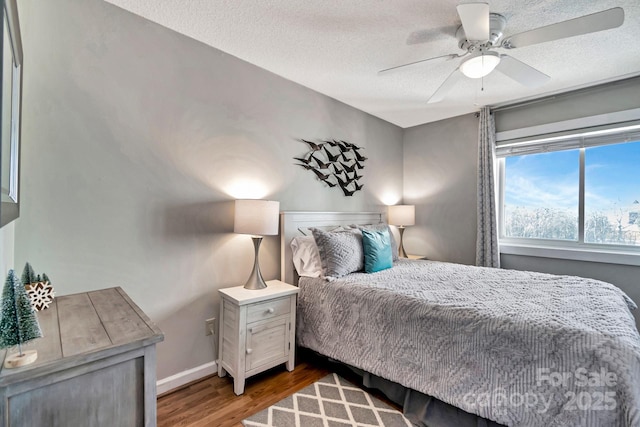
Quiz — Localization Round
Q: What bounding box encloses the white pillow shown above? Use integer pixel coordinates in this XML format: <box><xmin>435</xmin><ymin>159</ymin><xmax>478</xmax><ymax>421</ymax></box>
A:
<box><xmin>290</xmin><ymin>236</ymin><xmax>322</xmax><ymax>278</ymax></box>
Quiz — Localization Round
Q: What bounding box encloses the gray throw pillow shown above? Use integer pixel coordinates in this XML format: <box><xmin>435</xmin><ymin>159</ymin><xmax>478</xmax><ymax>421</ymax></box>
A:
<box><xmin>311</xmin><ymin>228</ymin><xmax>364</xmax><ymax>280</ymax></box>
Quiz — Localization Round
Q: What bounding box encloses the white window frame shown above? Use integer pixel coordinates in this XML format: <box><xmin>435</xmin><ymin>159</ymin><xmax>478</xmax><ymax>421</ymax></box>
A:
<box><xmin>497</xmin><ymin>111</ymin><xmax>640</xmax><ymax>267</ymax></box>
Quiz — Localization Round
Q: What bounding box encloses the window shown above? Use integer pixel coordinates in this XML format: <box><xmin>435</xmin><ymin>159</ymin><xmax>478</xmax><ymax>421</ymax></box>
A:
<box><xmin>584</xmin><ymin>142</ymin><xmax>640</xmax><ymax>246</ymax></box>
<box><xmin>499</xmin><ymin>124</ymin><xmax>640</xmax><ymax>256</ymax></box>
<box><xmin>503</xmin><ymin>149</ymin><xmax>579</xmax><ymax>241</ymax></box>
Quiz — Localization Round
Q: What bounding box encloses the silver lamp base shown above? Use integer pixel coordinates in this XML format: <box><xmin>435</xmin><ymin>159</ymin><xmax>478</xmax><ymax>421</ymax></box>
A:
<box><xmin>398</xmin><ymin>226</ymin><xmax>408</xmax><ymax>258</ymax></box>
<box><xmin>244</xmin><ymin>236</ymin><xmax>268</xmax><ymax>290</ymax></box>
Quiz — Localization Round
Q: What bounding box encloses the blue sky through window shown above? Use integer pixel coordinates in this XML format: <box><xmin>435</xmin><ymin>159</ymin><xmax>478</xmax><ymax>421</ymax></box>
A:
<box><xmin>586</xmin><ymin>141</ymin><xmax>640</xmax><ymax>210</ymax></box>
<box><xmin>504</xmin><ymin>140</ymin><xmax>640</xmax><ymax>245</ymax></box>
<box><xmin>505</xmin><ymin>149</ymin><xmax>579</xmax><ymax>211</ymax></box>
<box><xmin>505</xmin><ymin>141</ymin><xmax>640</xmax><ymax>211</ymax></box>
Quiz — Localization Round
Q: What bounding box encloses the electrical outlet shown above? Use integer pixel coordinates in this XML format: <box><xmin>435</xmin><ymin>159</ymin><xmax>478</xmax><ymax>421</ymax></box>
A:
<box><xmin>205</xmin><ymin>318</ymin><xmax>216</xmax><ymax>336</ymax></box>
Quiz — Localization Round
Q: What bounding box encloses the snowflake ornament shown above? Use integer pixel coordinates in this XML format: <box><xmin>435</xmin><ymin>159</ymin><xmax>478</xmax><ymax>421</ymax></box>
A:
<box><xmin>25</xmin><ymin>281</ymin><xmax>55</xmax><ymax>311</ymax></box>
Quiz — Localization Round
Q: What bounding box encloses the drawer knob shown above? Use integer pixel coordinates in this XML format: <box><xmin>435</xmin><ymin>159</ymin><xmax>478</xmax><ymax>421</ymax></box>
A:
<box><xmin>267</xmin><ymin>308</ymin><xmax>275</xmax><ymax>314</ymax></box>
<box><xmin>246</xmin><ymin>348</ymin><xmax>253</xmax><ymax>355</ymax></box>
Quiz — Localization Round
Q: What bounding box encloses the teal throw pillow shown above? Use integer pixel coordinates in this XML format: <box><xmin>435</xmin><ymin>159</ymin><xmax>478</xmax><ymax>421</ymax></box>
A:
<box><xmin>361</xmin><ymin>228</ymin><xmax>393</xmax><ymax>273</ymax></box>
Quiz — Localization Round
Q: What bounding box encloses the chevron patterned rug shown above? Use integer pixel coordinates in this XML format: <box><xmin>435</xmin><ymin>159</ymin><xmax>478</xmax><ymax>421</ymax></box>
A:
<box><xmin>242</xmin><ymin>373</ymin><xmax>413</xmax><ymax>427</ymax></box>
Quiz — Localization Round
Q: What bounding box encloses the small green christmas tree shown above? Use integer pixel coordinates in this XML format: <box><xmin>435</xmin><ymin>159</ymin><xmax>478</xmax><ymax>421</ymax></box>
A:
<box><xmin>0</xmin><ymin>270</ymin><xmax>42</xmax><ymax>367</ymax></box>
<box><xmin>21</xmin><ymin>262</ymin><xmax>37</xmax><ymax>285</ymax></box>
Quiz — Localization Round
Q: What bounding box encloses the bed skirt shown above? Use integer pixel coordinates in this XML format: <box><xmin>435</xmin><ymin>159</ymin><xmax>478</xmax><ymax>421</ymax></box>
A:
<box><xmin>330</xmin><ymin>357</ymin><xmax>505</xmax><ymax>427</ymax></box>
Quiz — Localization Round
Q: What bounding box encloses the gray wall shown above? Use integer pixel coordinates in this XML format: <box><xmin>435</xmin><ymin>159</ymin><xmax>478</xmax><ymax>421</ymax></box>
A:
<box><xmin>495</xmin><ymin>76</ymin><xmax>640</xmax><ymax>132</ymax></box>
<box><xmin>402</xmin><ymin>113</ymin><xmax>478</xmax><ymax>265</ymax></box>
<box><xmin>0</xmin><ymin>223</ymin><xmax>14</xmax><ymax>278</ymax></box>
<box><xmin>14</xmin><ymin>0</ymin><xmax>403</xmax><ymax>379</ymax></box>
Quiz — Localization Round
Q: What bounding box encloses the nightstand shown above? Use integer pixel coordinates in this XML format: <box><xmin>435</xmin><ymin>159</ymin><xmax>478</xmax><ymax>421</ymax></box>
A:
<box><xmin>217</xmin><ymin>280</ymin><xmax>299</xmax><ymax>395</ymax></box>
<box><xmin>407</xmin><ymin>254</ymin><xmax>429</xmax><ymax>260</ymax></box>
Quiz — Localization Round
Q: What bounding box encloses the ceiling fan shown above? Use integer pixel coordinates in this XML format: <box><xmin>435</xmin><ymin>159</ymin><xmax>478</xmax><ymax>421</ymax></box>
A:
<box><xmin>379</xmin><ymin>3</ymin><xmax>625</xmax><ymax>103</ymax></box>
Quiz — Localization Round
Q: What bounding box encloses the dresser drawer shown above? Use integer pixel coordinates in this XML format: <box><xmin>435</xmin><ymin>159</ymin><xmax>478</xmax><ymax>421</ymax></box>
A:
<box><xmin>247</xmin><ymin>297</ymin><xmax>290</xmax><ymax>323</ymax></box>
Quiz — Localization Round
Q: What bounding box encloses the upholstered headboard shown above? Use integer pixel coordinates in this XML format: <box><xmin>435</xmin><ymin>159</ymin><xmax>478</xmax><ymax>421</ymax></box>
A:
<box><xmin>280</xmin><ymin>211</ymin><xmax>385</xmax><ymax>285</ymax></box>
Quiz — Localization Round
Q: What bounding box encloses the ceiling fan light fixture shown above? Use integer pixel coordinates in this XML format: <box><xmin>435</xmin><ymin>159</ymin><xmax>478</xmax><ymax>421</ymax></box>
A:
<box><xmin>459</xmin><ymin>51</ymin><xmax>501</xmax><ymax>78</ymax></box>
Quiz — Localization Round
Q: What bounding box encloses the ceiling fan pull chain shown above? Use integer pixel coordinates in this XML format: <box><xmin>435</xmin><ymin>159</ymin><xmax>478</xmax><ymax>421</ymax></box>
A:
<box><xmin>481</xmin><ymin>55</ymin><xmax>485</xmax><ymax>92</ymax></box>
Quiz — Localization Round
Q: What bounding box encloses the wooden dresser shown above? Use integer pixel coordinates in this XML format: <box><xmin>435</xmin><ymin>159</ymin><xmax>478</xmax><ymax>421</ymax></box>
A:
<box><xmin>0</xmin><ymin>287</ymin><xmax>164</xmax><ymax>427</ymax></box>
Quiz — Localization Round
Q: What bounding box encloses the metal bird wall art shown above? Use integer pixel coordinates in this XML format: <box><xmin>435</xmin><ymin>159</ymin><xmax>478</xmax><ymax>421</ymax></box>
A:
<box><xmin>294</xmin><ymin>139</ymin><xmax>367</xmax><ymax>197</ymax></box>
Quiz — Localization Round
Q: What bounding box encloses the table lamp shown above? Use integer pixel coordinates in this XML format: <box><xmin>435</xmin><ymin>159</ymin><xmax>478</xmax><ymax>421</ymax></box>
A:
<box><xmin>234</xmin><ymin>200</ymin><xmax>280</xmax><ymax>290</ymax></box>
<box><xmin>388</xmin><ymin>205</ymin><xmax>415</xmax><ymax>258</ymax></box>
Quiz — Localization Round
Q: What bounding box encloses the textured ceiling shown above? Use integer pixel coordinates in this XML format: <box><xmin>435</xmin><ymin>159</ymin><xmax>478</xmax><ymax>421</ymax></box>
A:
<box><xmin>105</xmin><ymin>0</ymin><xmax>640</xmax><ymax>128</ymax></box>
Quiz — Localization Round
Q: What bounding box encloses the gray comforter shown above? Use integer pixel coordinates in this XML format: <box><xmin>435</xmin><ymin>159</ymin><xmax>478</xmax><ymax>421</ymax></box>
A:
<box><xmin>296</xmin><ymin>259</ymin><xmax>640</xmax><ymax>426</ymax></box>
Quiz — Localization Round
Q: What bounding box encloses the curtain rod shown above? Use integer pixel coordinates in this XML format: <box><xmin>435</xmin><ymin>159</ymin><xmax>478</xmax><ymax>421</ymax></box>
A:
<box><xmin>491</xmin><ymin>97</ymin><xmax>556</xmax><ymax>113</ymax></box>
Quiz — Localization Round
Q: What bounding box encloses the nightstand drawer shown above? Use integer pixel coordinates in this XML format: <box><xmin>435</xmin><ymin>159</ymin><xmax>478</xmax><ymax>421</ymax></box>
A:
<box><xmin>247</xmin><ymin>297</ymin><xmax>290</xmax><ymax>323</ymax></box>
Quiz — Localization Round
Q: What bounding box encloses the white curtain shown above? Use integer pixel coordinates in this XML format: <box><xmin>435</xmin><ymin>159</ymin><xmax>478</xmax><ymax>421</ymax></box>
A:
<box><xmin>476</xmin><ymin>107</ymin><xmax>500</xmax><ymax>268</ymax></box>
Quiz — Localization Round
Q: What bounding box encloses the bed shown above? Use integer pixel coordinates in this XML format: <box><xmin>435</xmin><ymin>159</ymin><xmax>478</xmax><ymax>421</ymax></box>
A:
<box><xmin>280</xmin><ymin>211</ymin><xmax>640</xmax><ymax>427</ymax></box>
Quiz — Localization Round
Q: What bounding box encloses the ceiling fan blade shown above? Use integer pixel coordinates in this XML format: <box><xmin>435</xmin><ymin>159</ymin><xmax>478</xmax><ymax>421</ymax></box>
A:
<box><xmin>427</xmin><ymin>68</ymin><xmax>462</xmax><ymax>103</ymax></box>
<box><xmin>456</xmin><ymin>2</ymin><xmax>490</xmax><ymax>41</ymax></box>
<box><xmin>495</xmin><ymin>55</ymin><xmax>550</xmax><ymax>87</ymax></box>
<box><xmin>502</xmin><ymin>7</ymin><xmax>624</xmax><ymax>49</ymax></box>
<box><xmin>406</xmin><ymin>25</ymin><xmax>459</xmax><ymax>45</ymax></box>
<box><xmin>378</xmin><ymin>53</ymin><xmax>460</xmax><ymax>74</ymax></box>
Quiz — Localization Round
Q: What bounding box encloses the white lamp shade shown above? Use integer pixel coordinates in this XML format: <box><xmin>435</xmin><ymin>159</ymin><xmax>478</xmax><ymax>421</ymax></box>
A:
<box><xmin>388</xmin><ymin>205</ymin><xmax>415</xmax><ymax>226</ymax></box>
<box><xmin>459</xmin><ymin>51</ymin><xmax>501</xmax><ymax>79</ymax></box>
<box><xmin>234</xmin><ymin>200</ymin><xmax>280</xmax><ymax>236</ymax></box>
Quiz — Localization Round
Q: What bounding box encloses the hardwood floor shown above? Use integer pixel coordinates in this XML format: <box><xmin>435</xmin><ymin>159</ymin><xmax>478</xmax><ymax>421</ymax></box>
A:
<box><xmin>157</xmin><ymin>350</ymin><xmax>333</xmax><ymax>427</ymax></box>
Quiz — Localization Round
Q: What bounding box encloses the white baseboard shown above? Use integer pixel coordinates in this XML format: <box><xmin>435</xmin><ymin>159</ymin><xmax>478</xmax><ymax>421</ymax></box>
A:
<box><xmin>156</xmin><ymin>361</ymin><xmax>218</xmax><ymax>395</ymax></box>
